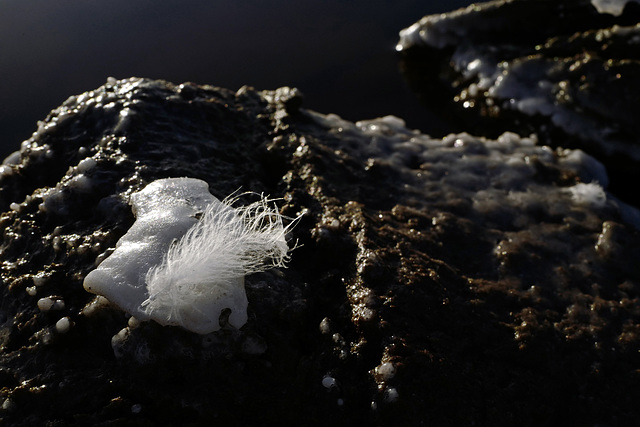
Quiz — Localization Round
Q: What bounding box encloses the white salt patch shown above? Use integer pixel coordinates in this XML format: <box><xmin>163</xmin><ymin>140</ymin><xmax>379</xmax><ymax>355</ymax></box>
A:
<box><xmin>84</xmin><ymin>178</ymin><xmax>221</xmax><ymax>330</ymax></box>
<box><xmin>81</xmin><ymin>295</ymin><xmax>111</xmax><ymax>317</ymax></box>
<box><xmin>591</xmin><ymin>0</ymin><xmax>640</xmax><ymax>15</ymax></box>
<box><xmin>354</xmin><ymin>306</ymin><xmax>375</xmax><ymax>322</ymax></box>
<box><xmin>396</xmin><ymin>2</ymin><xmax>503</xmax><ymax>51</ymax></box>
<box><xmin>319</xmin><ymin>317</ymin><xmax>331</xmax><ymax>334</ymax></box>
<box><xmin>127</xmin><ymin>316</ymin><xmax>141</xmax><ymax>329</ymax></box>
<box><xmin>55</xmin><ymin>317</ymin><xmax>71</xmax><ymax>334</ymax></box>
<box><xmin>375</xmin><ymin>362</ymin><xmax>396</xmax><ymax>381</ymax></box>
<box><xmin>80</xmin><ymin>295</ymin><xmax>109</xmax><ymax>317</ymax></box>
<box><xmin>76</xmin><ymin>157</ymin><xmax>97</xmax><ymax>173</ymax></box>
<box><xmin>37</xmin><ymin>297</ymin><xmax>54</xmax><ymax>312</ymax></box>
<box><xmin>33</xmin><ymin>273</ymin><xmax>49</xmax><ymax>287</ymax></box>
<box><xmin>568</xmin><ymin>183</ymin><xmax>607</xmax><ymax>208</ymax></box>
<box><xmin>37</xmin><ymin>297</ymin><xmax>64</xmax><ymax>312</ymax></box>
<box><xmin>68</xmin><ymin>174</ymin><xmax>92</xmax><ymax>192</ymax></box>
<box><xmin>0</xmin><ymin>165</ymin><xmax>13</xmax><ymax>177</ymax></box>
<box><xmin>451</xmin><ymin>46</ymin><xmax>500</xmax><ymax>90</ymax></box>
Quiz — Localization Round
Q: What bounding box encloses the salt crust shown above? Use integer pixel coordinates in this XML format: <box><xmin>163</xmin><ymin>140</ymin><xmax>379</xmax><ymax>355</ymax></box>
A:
<box><xmin>591</xmin><ymin>0</ymin><xmax>640</xmax><ymax>15</ymax></box>
<box><xmin>311</xmin><ymin>112</ymin><xmax>640</xmax><ymax>229</ymax></box>
<box><xmin>84</xmin><ymin>178</ymin><xmax>218</xmax><ymax>331</ymax></box>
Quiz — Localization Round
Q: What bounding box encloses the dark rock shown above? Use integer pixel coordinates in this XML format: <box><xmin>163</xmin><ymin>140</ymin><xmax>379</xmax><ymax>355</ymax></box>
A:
<box><xmin>397</xmin><ymin>0</ymin><xmax>640</xmax><ymax>205</ymax></box>
<box><xmin>0</xmin><ymin>77</ymin><xmax>639</xmax><ymax>426</ymax></box>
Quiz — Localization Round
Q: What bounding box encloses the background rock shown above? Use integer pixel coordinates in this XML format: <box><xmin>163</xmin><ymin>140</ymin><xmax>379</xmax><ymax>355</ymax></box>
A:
<box><xmin>397</xmin><ymin>0</ymin><xmax>640</xmax><ymax>205</ymax></box>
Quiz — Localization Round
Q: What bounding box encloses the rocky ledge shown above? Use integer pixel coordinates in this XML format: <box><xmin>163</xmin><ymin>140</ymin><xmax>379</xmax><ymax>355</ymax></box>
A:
<box><xmin>0</xmin><ymin>77</ymin><xmax>639</xmax><ymax>426</ymax></box>
<box><xmin>397</xmin><ymin>0</ymin><xmax>640</xmax><ymax>205</ymax></box>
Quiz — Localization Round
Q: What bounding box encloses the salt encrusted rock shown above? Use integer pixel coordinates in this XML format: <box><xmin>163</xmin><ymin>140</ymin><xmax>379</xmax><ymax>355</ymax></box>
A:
<box><xmin>0</xmin><ymin>77</ymin><xmax>639</xmax><ymax>425</ymax></box>
<box><xmin>397</xmin><ymin>0</ymin><xmax>640</xmax><ymax>204</ymax></box>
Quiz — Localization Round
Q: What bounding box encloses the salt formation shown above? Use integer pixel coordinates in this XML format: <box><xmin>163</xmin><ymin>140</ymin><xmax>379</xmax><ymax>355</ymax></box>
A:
<box><xmin>311</xmin><ymin>112</ymin><xmax>640</xmax><ymax>228</ymax></box>
<box><xmin>83</xmin><ymin>177</ymin><xmax>292</xmax><ymax>334</ymax></box>
<box><xmin>591</xmin><ymin>0</ymin><xmax>640</xmax><ymax>15</ymax></box>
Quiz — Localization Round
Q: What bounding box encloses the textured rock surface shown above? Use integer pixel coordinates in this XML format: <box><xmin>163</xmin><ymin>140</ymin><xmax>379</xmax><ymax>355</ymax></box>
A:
<box><xmin>0</xmin><ymin>77</ymin><xmax>639</xmax><ymax>425</ymax></box>
<box><xmin>397</xmin><ymin>0</ymin><xmax>640</xmax><ymax>204</ymax></box>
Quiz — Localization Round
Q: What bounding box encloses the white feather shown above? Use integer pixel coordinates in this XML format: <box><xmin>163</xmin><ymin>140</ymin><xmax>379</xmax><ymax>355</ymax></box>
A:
<box><xmin>141</xmin><ymin>193</ymin><xmax>295</xmax><ymax>333</ymax></box>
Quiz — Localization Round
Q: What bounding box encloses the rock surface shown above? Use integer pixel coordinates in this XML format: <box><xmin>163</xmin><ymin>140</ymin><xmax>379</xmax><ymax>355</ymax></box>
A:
<box><xmin>0</xmin><ymin>77</ymin><xmax>639</xmax><ymax>426</ymax></box>
<box><xmin>397</xmin><ymin>0</ymin><xmax>640</xmax><ymax>205</ymax></box>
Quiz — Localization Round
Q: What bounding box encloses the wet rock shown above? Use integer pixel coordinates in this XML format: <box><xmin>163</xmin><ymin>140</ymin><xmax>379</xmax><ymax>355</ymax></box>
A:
<box><xmin>397</xmin><ymin>0</ymin><xmax>640</xmax><ymax>205</ymax></box>
<box><xmin>0</xmin><ymin>77</ymin><xmax>639</xmax><ymax>425</ymax></box>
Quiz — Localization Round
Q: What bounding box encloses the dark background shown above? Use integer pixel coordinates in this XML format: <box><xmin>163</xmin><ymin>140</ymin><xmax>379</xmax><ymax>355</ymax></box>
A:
<box><xmin>0</xmin><ymin>0</ymin><xmax>474</xmax><ymax>159</ymax></box>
